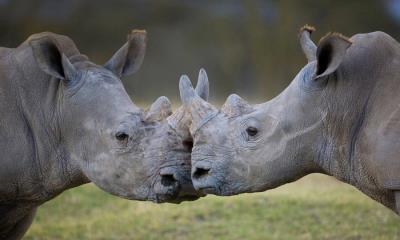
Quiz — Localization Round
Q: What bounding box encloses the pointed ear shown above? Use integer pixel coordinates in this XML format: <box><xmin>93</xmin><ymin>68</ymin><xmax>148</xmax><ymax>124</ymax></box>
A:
<box><xmin>179</xmin><ymin>75</ymin><xmax>196</xmax><ymax>105</ymax></box>
<box><xmin>195</xmin><ymin>68</ymin><xmax>209</xmax><ymax>101</ymax></box>
<box><xmin>299</xmin><ymin>25</ymin><xmax>317</xmax><ymax>62</ymax></box>
<box><xmin>30</xmin><ymin>37</ymin><xmax>76</xmax><ymax>81</ymax></box>
<box><xmin>104</xmin><ymin>30</ymin><xmax>147</xmax><ymax>77</ymax></box>
<box><xmin>315</xmin><ymin>33</ymin><xmax>352</xmax><ymax>80</ymax></box>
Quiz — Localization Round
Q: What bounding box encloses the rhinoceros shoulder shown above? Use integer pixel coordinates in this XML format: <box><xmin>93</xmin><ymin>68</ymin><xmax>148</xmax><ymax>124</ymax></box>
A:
<box><xmin>373</xmin><ymin>103</ymin><xmax>400</xmax><ymax>190</ymax></box>
<box><xmin>381</xmin><ymin>104</ymin><xmax>400</xmax><ymax>136</ymax></box>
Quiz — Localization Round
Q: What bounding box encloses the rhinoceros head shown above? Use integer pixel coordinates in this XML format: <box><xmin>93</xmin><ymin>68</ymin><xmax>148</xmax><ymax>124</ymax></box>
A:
<box><xmin>182</xmin><ymin>26</ymin><xmax>353</xmax><ymax>196</ymax></box>
<box><xmin>30</xmin><ymin>30</ymin><xmax>199</xmax><ymax>203</ymax></box>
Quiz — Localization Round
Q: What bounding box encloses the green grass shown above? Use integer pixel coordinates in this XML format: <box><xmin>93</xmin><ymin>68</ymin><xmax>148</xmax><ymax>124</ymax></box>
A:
<box><xmin>24</xmin><ymin>174</ymin><xmax>399</xmax><ymax>240</ymax></box>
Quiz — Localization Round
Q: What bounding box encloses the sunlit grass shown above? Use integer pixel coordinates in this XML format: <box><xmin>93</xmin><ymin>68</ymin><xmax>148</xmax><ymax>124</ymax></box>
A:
<box><xmin>25</xmin><ymin>174</ymin><xmax>399</xmax><ymax>240</ymax></box>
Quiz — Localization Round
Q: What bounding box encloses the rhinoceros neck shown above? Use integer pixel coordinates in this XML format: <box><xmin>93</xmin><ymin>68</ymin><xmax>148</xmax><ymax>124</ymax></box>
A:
<box><xmin>0</xmin><ymin>45</ymin><xmax>86</xmax><ymax>203</ymax></box>
<box><xmin>316</xmin><ymin>75</ymin><xmax>374</xmax><ymax>186</ymax></box>
<box><xmin>315</xmin><ymin>37</ymin><xmax>400</xmax><ymax>197</ymax></box>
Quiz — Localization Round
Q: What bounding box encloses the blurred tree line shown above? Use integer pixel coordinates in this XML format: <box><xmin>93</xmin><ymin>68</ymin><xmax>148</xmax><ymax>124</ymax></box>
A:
<box><xmin>0</xmin><ymin>0</ymin><xmax>399</xmax><ymax>104</ymax></box>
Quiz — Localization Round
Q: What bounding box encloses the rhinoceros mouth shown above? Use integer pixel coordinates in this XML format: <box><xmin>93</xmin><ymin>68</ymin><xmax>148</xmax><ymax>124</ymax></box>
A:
<box><xmin>198</xmin><ymin>186</ymin><xmax>218</xmax><ymax>195</ymax></box>
<box><xmin>166</xmin><ymin>195</ymin><xmax>201</xmax><ymax>204</ymax></box>
<box><xmin>192</xmin><ymin>178</ymin><xmax>220</xmax><ymax>195</ymax></box>
<box><xmin>155</xmin><ymin>164</ymin><xmax>204</xmax><ymax>202</ymax></box>
<box><xmin>152</xmin><ymin>192</ymin><xmax>201</xmax><ymax>204</ymax></box>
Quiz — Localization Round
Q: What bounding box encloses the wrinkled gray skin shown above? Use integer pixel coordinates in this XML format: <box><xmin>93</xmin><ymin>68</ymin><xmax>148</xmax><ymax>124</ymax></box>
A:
<box><xmin>0</xmin><ymin>31</ymin><xmax>198</xmax><ymax>239</ymax></box>
<box><xmin>182</xmin><ymin>26</ymin><xmax>400</xmax><ymax>214</ymax></box>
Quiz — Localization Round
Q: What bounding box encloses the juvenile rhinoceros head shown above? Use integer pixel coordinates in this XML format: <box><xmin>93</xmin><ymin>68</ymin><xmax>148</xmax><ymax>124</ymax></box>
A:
<box><xmin>182</xmin><ymin>26</ymin><xmax>354</xmax><ymax>196</ymax></box>
<box><xmin>29</xmin><ymin>30</ymin><xmax>199</xmax><ymax>203</ymax></box>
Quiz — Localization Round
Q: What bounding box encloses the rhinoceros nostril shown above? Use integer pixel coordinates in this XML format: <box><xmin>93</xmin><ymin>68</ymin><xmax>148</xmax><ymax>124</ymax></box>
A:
<box><xmin>193</xmin><ymin>167</ymin><xmax>210</xmax><ymax>179</ymax></box>
<box><xmin>182</xmin><ymin>139</ymin><xmax>193</xmax><ymax>151</ymax></box>
<box><xmin>160</xmin><ymin>173</ymin><xmax>177</xmax><ymax>187</ymax></box>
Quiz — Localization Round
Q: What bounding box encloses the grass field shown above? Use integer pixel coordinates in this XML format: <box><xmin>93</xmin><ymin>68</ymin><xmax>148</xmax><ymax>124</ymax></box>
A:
<box><xmin>24</xmin><ymin>174</ymin><xmax>399</xmax><ymax>240</ymax></box>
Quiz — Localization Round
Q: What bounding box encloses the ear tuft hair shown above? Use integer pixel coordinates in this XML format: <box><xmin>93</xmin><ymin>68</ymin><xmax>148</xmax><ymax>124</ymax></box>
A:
<box><xmin>299</xmin><ymin>24</ymin><xmax>316</xmax><ymax>34</ymax></box>
<box><xmin>319</xmin><ymin>32</ymin><xmax>352</xmax><ymax>45</ymax></box>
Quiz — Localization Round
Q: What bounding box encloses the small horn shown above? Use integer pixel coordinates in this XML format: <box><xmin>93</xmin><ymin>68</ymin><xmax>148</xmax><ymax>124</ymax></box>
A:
<box><xmin>166</xmin><ymin>106</ymin><xmax>192</xmax><ymax>140</ymax></box>
<box><xmin>221</xmin><ymin>94</ymin><xmax>253</xmax><ymax>117</ymax></box>
<box><xmin>195</xmin><ymin>68</ymin><xmax>209</xmax><ymax>101</ymax></box>
<box><xmin>145</xmin><ymin>96</ymin><xmax>172</xmax><ymax>122</ymax></box>
<box><xmin>299</xmin><ymin>25</ymin><xmax>317</xmax><ymax>62</ymax></box>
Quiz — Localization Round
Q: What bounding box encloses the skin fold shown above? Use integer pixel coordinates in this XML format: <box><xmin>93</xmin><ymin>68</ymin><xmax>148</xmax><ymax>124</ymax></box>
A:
<box><xmin>0</xmin><ymin>31</ymin><xmax>199</xmax><ymax>239</ymax></box>
<box><xmin>180</xmin><ymin>26</ymin><xmax>400</xmax><ymax>215</ymax></box>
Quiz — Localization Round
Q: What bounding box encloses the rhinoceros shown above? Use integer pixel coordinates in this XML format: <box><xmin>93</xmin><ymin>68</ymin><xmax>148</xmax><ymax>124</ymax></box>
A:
<box><xmin>0</xmin><ymin>30</ymin><xmax>199</xmax><ymax>239</ymax></box>
<box><xmin>179</xmin><ymin>26</ymin><xmax>400</xmax><ymax>214</ymax></box>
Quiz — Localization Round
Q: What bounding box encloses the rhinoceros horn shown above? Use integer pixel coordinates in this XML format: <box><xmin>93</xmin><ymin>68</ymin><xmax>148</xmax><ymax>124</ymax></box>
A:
<box><xmin>179</xmin><ymin>69</ymin><xmax>218</xmax><ymax>133</ymax></box>
<box><xmin>167</xmin><ymin>69</ymin><xmax>210</xmax><ymax>132</ymax></box>
<box><xmin>195</xmin><ymin>68</ymin><xmax>209</xmax><ymax>101</ymax></box>
<box><xmin>299</xmin><ymin>25</ymin><xmax>317</xmax><ymax>62</ymax></box>
<box><xmin>145</xmin><ymin>96</ymin><xmax>172</xmax><ymax>122</ymax></box>
<box><xmin>221</xmin><ymin>94</ymin><xmax>253</xmax><ymax>118</ymax></box>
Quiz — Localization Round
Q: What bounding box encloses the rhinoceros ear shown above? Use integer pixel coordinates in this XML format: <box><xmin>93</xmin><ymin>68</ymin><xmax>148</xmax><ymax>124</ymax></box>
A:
<box><xmin>104</xmin><ymin>30</ymin><xmax>147</xmax><ymax>77</ymax></box>
<box><xmin>30</xmin><ymin>37</ymin><xmax>76</xmax><ymax>82</ymax></box>
<box><xmin>299</xmin><ymin>25</ymin><xmax>317</xmax><ymax>62</ymax></box>
<box><xmin>221</xmin><ymin>94</ymin><xmax>253</xmax><ymax>117</ymax></box>
<box><xmin>314</xmin><ymin>33</ymin><xmax>352</xmax><ymax>80</ymax></box>
<box><xmin>195</xmin><ymin>68</ymin><xmax>209</xmax><ymax>101</ymax></box>
<box><xmin>145</xmin><ymin>96</ymin><xmax>172</xmax><ymax>122</ymax></box>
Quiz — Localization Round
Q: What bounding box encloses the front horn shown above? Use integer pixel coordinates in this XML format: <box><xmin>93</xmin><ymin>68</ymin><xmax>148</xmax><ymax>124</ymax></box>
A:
<box><xmin>179</xmin><ymin>74</ymin><xmax>218</xmax><ymax>133</ymax></box>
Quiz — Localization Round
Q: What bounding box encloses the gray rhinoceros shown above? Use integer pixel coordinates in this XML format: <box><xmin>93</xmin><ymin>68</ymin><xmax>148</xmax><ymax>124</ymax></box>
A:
<box><xmin>0</xmin><ymin>30</ymin><xmax>199</xmax><ymax>239</ymax></box>
<box><xmin>180</xmin><ymin>26</ymin><xmax>400</xmax><ymax>214</ymax></box>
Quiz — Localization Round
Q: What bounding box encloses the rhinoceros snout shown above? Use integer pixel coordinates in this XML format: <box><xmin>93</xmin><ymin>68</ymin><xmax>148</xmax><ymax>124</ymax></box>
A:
<box><xmin>155</xmin><ymin>167</ymin><xmax>203</xmax><ymax>203</ymax></box>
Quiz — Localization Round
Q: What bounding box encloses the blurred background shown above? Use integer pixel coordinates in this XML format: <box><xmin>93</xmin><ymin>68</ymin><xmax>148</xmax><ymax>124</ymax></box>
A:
<box><xmin>1</xmin><ymin>0</ymin><xmax>400</xmax><ymax>104</ymax></box>
<box><xmin>1</xmin><ymin>1</ymin><xmax>399</xmax><ymax>239</ymax></box>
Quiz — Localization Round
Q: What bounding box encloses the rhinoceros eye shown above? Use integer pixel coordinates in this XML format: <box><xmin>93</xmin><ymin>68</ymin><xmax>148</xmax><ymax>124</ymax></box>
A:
<box><xmin>246</xmin><ymin>127</ymin><xmax>258</xmax><ymax>137</ymax></box>
<box><xmin>115</xmin><ymin>131</ymin><xmax>129</xmax><ymax>146</ymax></box>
